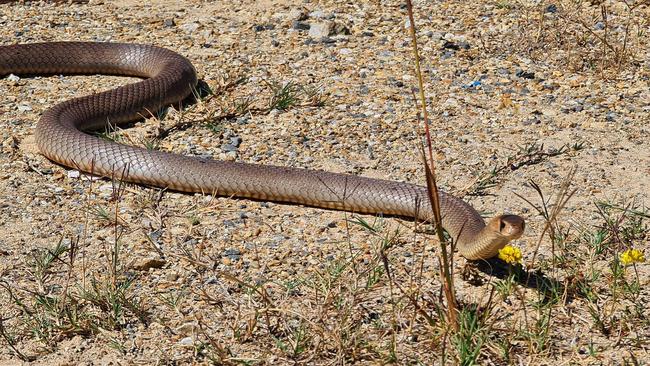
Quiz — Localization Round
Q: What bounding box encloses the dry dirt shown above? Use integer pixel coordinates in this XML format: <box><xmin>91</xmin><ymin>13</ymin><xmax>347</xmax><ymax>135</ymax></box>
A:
<box><xmin>0</xmin><ymin>0</ymin><xmax>648</xmax><ymax>365</ymax></box>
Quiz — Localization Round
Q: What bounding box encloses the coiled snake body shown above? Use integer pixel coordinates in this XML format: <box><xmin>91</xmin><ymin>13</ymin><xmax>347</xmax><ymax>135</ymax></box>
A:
<box><xmin>0</xmin><ymin>42</ymin><xmax>524</xmax><ymax>260</ymax></box>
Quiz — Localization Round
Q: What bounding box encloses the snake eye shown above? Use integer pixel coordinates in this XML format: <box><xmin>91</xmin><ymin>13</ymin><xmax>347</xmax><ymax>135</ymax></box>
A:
<box><xmin>499</xmin><ymin>220</ymin><xmax>506</xmax><ymax>232</ymax></box>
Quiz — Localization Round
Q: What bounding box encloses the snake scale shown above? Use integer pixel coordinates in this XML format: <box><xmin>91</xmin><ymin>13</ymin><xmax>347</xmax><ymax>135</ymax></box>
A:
<box><xmin>0</xmin><ymin>42</ymin><xmax>525</xmax><ymax>260</ymax></box>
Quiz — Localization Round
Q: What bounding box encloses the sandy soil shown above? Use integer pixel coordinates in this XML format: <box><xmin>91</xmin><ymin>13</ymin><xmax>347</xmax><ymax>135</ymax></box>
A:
<box><xmin>0</xmin><ymin>0</ymin><xmax>648</xmax><ymax>364</ymax></box>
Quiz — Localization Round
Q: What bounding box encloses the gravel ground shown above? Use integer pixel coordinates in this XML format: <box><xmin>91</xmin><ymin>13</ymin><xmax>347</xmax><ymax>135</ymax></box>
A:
<box><xmin>0</xmin><ymin>0</ymin><xmax>648</xmax><ymax>365</ymax></box>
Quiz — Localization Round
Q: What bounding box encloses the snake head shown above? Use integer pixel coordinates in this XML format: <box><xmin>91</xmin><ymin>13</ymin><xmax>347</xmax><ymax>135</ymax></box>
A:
<box><xmin>488</xmin><ymin>214</ymin><xmax>525</xmax><ymax>241</ymax></box>
<box><xmin>462</xmin><ymin>214</ymin><xmax>527</xmax><ymax>260</ymax></box>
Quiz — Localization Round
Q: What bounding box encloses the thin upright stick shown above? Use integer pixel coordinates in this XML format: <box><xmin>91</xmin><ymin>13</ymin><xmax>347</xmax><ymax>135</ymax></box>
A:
<box><xmin>405</xmin><ymin>0</ymin><xmax>458</xmax><ymax>330</ymax></box>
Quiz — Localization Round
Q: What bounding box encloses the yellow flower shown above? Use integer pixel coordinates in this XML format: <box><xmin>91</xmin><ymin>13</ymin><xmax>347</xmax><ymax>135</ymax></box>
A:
<box><xmin>498</xmin><ymin>245</ymin><xmax>522</xmax><ymax>264</ymax></box>
<box><xmin>620</xmin><ymin>249</ymin><xmax>646</xmax><ymax>266</ymax></box>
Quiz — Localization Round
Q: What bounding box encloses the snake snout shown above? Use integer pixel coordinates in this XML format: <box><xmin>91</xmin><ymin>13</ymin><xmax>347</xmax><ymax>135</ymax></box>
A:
<box><xmin>496</xmin><ymin>214</ymin><xmax>525</xmax><ymax>240</ymax></box>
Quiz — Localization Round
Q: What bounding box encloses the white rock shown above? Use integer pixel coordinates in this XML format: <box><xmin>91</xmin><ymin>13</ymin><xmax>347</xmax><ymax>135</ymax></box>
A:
<box><xmin>99</xmin><ymin>184</ymin><xmax>113</xmax><ymax>193</ymax></box>
<box><xmin>309</xmin><ymin>22</ymin><xmax>332</xmax><ymax>38</ymax></box>
<box><xmin>180</xmin><ymin>22</ymin><xmax>200</xmax><ymax>33</ymax></box>
<box><xmin>309</xmin><ymin>10</ymin><xmax>328</xmax><ymax>19</ymax></box>
<box><xmin>442</xmin><ymin>98</ymin><xmax>459</xmax><ymax>109</ymax></box>
<box><xmin>179</xmin><ymin>337</ymin><xmax>194</xmax><ymax>346</ymax></box>
<box><xmin>287</xmin><ymin>8</ymin><xmax>306</xmax><ymax>21</ymax></box>
<box><xmin>17</xmin><ymin>103</ymin><xmax>32</xmax><ymax>112</ymax></box>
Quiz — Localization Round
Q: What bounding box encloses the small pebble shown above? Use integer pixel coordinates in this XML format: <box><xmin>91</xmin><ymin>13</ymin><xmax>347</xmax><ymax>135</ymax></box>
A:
<box><xmin>253</xmin><ymin>24</ymin><xmax>275</xmax><ymax>32</ymax></box>
<box><xmin>17</xmin><ymin>103</ymin><xmax>32</xmax><ymax>112</ymax></box>
<box><xmin>179</xmin><ymin>337</ymin><xmax>194</xmax><ymax>346</ymax></box>
<box><xmin>288</xmin><ymin>8</ymin><xmax>308</xmax><ymax>21</ymax></box>
<box><xmin>180</xmin><ymin>22</ymin><xmax>199</xmax><ymax>33</ymax></box>
<box><xmin>442</xmin><ymin>40</ymin><xmax>469</xmax><ymax>50</ymax></box>
<box><xmin>606</xmin><ymin>112</ymin><xmax>616</xmax><ymax>122</ymax></box>
<box><xmin>309</xmin><ymin>10</ymin><xmax>330</xmax><ymax>19</ymax></box>
<box><xmin>309</xmin><ymin>22</ymin><xmax>333</xmax><ymax>38</ymax></box>
<box><xmin>230</xmin><ymin>136</ymin><xmax>242</xmax><ymax>147</ymax></box>
<box><xmin>165</xmin><ymin>272</ymin><xmax>179</xmax><ymax>282</ymax></box>
<box><xmin>221</xmin><ymin>143</ymin><xmax>238</xmax><ymax>152</ymax></box>
<box><xmin>515</xmin><ymin>70</ymin><xmax>535</xmax><ymax>79</ymax></box>
<box><xmin>441</xmin><ymin>50</ymin><xmax>455</xmax><ymax>59</ymax></box>
<box><xmin>223</xmin><ymin>248</ymin><xmax>242</xmax><ymax>261</ymax></box>
<box><xmin>292</xmin><ymin>20</ymin><xmax>310</xmax><ymax>30</ymax></box>
<box><xmin>131</xmin><ymin>257</ymin><xmax>166</xmax><ymax>271</ymax></box>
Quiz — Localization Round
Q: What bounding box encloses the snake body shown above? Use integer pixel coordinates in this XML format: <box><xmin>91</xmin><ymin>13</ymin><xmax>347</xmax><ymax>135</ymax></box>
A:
<box><xmin>0</xmin><ymin>42</ymin><xmax>524</xmax><ymax>260</ymax></box>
